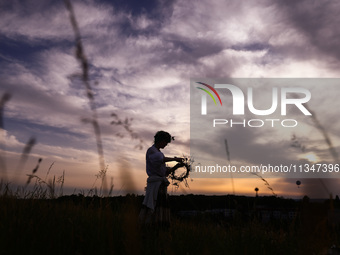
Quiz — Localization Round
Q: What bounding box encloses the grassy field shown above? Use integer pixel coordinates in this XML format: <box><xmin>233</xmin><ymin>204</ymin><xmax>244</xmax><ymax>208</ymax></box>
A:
<box><xmin>1</xmin><ymin>2</ymin><xmax>339</xmax><ymax>254</ymax></box>
<box><xmin>0</xmin><ymin>193</ymin><xmax>339</xmax><ymax>255</ymax></box>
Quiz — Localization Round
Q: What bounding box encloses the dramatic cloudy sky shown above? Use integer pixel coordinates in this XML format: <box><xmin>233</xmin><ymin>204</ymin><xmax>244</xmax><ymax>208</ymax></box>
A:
<box><xmin>1</xmin><ymin>0</ymin><xmax>340</xmax><ymax>198</ymax></box>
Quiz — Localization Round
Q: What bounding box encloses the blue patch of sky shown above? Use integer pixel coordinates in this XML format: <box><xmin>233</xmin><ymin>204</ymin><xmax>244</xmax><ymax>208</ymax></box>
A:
<box><xmin>116</xmin><ymin>91</ymin><xmax>136</xmax><ymax>101</ymax></box>
<box><xmin>4</xmin><ymin>118</ymin><xmax>90</xmax><ymax>151</ymax></box>
<box><xmin>0</xmin><ymin>35</ymin><xmax>74</xmax><ymax>65</ymax></box>
<box><xmin>103</xmin><ymin>0</ymin><xmax>173</xmax><ymax>17</ymax></box>
<box><xmin>231</xmin><ymin>43</ymin><xmax>271</xmax><ymax>52</ymax></box>
<box><xmin>100</xmin><ymin>0</ymin><xmax>175</xmax><ymax>37</ymax></box>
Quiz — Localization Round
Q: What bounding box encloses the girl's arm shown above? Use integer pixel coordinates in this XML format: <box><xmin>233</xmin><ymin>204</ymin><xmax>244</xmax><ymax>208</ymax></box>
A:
<box><xmin>164</xmin><ymin>157</ymin><xmax>183</xmax><ymax>163</ymax></box>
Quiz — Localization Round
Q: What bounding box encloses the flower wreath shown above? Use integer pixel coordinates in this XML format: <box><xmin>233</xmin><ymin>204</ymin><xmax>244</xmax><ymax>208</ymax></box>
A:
<box><xmin>168</xmin><ymin>162</ymin><xmax>191</xmax><ymax>182</ymax></box>
<box><xmin>168</xmin><ymin>157</ymin><xmax>192</xmax><ymax>187</ymax></box>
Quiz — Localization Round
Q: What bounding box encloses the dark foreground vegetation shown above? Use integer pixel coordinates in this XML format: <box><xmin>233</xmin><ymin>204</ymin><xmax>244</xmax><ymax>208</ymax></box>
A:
<box><xmin>1</xmin><ymin>194</ymin><xmax>340</xmax><ymax>255</ymax></box>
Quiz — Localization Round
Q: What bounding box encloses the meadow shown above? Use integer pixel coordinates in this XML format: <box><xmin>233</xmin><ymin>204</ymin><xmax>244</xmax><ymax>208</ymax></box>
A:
<box><xmin>0</xmin><ymin>185</ymin><xmax>339</xmax><ymax>255</ymax></box>
<box><xmin>1</xmin><ymin>1</ymin><xmax>340</xmax><ymax>254</ymax></box>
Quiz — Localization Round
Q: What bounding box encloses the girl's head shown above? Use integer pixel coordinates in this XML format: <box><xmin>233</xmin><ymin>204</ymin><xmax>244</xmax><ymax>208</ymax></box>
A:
<box><xmin>154</xmin><ymin>131</ymin><xmax>173</xmax><ymax>148</ymax></box>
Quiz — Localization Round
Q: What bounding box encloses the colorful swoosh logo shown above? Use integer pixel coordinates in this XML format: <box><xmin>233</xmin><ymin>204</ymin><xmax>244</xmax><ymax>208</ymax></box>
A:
<box><xmin>196</xmin><ymin>82</ymin><xmax>222</xmax><ymax>106</ymax></box>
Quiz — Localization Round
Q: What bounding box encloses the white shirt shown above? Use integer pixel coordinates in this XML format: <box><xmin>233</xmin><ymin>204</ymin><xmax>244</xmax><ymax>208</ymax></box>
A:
<box><xmin>146</xmin><ymin>145</ymin><xmax>167</xmax><ymax>177</ymax></box>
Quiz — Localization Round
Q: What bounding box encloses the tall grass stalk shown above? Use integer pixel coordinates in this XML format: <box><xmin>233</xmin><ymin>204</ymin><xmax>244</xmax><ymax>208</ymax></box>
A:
<box><xmin>251</xmin><ymin>172</ymin><xmax>277</xmax><ymax>196</ymax></box>
<box><xmin>0</xmin><ymin>92</ymin><xmax>12</xmax><ymax>181</ymax></box>
<box><xmin>224</xmin><ymin>139</ymin><xmax>235</xmax><ymax>195</ymax></box>
<box><xmin>64</xmin><ymin>0</ymin><xmax>107</xmax><ymax>195</ymax></box>
<box><xmin>305</xmin><ymin>104</ymin><xmax>339</xmax><ymax>162</ymax></box>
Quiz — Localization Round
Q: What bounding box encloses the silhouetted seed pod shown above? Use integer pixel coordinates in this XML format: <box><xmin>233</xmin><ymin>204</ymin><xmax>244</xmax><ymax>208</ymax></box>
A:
<box><xmin>296</xmin><ymin>180</ymin><xmax>301</xmax><ymax>188</ymax></box>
